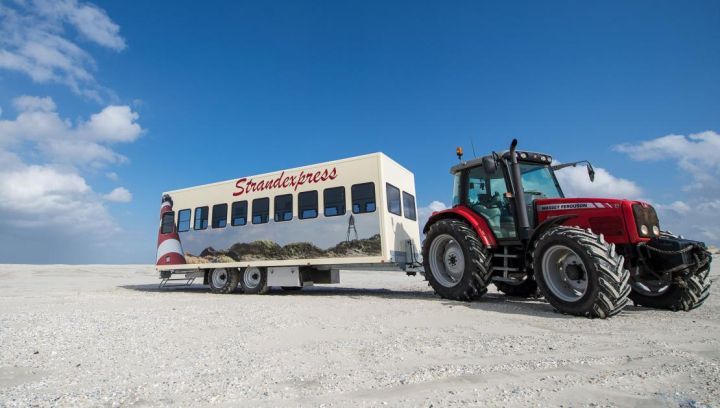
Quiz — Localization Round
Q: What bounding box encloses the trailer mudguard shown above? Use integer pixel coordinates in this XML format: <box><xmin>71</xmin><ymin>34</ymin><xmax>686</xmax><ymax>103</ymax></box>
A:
<box><xmin>423</xmin><ymin>206</ymin><xmax>497</xmax><ymax>247</ymax></box>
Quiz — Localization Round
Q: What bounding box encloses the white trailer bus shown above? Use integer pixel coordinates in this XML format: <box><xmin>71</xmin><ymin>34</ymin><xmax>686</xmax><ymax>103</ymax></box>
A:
<box><xmin>156</xmin><ymin>153</ymin><xmax>422</xmax><ymax>293</ymax></box>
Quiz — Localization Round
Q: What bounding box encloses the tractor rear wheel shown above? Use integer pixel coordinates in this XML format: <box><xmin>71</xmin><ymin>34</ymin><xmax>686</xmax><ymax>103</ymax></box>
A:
<box><xmin>494</xmin><ymin>279</ymin><xmax>540</xmax><ymax>298</ymax></box>
<box><xmin>533</xmin><ymin>226</ymin><xmax>630</xmax><ymax>318</ymax></box>
<box><xmin>422</xmin><ymin>219</ymin><xmax>492</xmax><ymax>301</ymax></box>
<box><xmin>629</xmin><ymin>262</ymin><xmax>711</xmax><ymax>311</ymax></box>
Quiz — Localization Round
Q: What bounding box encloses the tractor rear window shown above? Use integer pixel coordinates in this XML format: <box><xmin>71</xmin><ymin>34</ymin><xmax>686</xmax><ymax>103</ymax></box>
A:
<box><xmin>177</xmin><ymin>209</ymin><xmax>191</xmax><ymax>232</ymax></box>
<box><xmin>402</xmin><ymin>192</ymin><xmax>417</xmax><ymax>221</ymax></box>
<box><xmin>161</xmin><ymin>212</ymin><xmax>175</xmax><ymax>234</ymax></box>
<box><xmin>352</xmin><ymin>183</ymin><xmax>376</xmax><ymax>214</ymax></box>
<box><xmin>386</xmin><ymin>183</ymin><xmax>402</xmax><ymax>216</ymax></box>
<box><xmin>212</xmin><ymin>203</ymin><xmax>227</xmax><ymax>228</ymax></box>
<box><xmin>274</xmin><ymin>194</ymin><xmax>293</xmax><ymax>222</ymax></box>
<box><xmin>194</xmin><ymin>206</ymin><xmax>208</xmax><ymax>230</ymax></box>
<box><xmin>252</xmin><ymin>198</ymin><xmax>269</xmax><ymax>224</ymax></box>
<box><xmin>298</xmin><ymin>190</ymin><xmax>318</xmax><ymax>219</ymax></box>
<box><xmin>231</xmin><ymin>201</ymin><xmax>247</xmax><ymax>226</ymax></box>
<box><xmin>324</xmin><ymin>187</ymin><xmax>345</xmax><ymax>217</ymax></box>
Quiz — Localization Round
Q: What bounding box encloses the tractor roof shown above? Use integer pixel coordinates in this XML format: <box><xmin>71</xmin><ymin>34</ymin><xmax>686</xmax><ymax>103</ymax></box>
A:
<box><xmin>450</xmin><ymin>150</ymin><xmax>553</xmax><ymax>174</ymax></box>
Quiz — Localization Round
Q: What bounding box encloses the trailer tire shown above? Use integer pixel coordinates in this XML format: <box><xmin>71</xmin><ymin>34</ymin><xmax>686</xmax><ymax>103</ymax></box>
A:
<box><xmin>241</xmin><ymin>267</ymin><xmax>269</xmax><ymax>294</ymax></box>
<box><xmin>533</xmin><ymin>226</ymin><xmax>630</xmax><ymax>318</ymax></box>
<box><xmin>629</xmin><ymin>261</ymin><xmax>711</xmax><ymax>311</ymax></box>
<box><xmin>422</xmin><ymin>219</ymin><xmax>492</xmax><ymax>301</ymax></box>
<box><xmin>208</xmin><ymin>268</ymin><xmax>240</xmax><ymax>294</ymax></box>
<box><xmin>494</xmin><ymin>279</ymin><xmax>540</xmax><ymax>298</ymax></box>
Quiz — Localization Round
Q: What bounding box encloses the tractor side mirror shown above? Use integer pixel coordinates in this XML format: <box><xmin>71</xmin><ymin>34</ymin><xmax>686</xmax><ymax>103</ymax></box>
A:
<box><xmin>587</xmin><ymin>163</ymin><xmax>595</xmax><ymax>182</ymax></box>
<box><xmin>482</xmin><ymin>156</ymin><xmax>497</xmax><ymax>174</ymax></box>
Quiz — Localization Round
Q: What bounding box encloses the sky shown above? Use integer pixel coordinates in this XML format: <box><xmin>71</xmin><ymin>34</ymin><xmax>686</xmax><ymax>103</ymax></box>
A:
<box><xmin>0</xmin><ymin>0</ymin><xmax>718</xmax><ymax>263</ymax></box>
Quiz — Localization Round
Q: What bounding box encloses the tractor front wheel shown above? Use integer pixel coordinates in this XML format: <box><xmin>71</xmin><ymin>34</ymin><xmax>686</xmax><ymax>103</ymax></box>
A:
<box><xmin>422</xmin><ymin>219</ymin><xmax>492</xmax><ymax>301</ymax></box>
<box><xmin>629</xmin><ymin>262</ymin><xmax>711</xmax><ymax>311</ymax></box>
<box><xmin>533</xmin><ymin>226</ymin><xmax>630</xmax><ymax>318</ymax></box>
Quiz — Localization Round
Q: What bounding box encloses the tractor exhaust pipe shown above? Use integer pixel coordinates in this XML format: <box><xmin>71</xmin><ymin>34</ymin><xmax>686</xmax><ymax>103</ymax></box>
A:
<box><xmin>509</xmin><ymin>139</ymin><xmax>531</xmax><ymax>240</ymax></box>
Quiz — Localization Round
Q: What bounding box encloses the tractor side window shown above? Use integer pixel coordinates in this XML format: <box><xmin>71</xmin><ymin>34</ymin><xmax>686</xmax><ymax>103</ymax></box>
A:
<box><xmin>161</xmin><ymin>212</ymin><xmax>175</xmax><ymax>234</ymax></box>
<box><xmin>252</xmin><ymin>198</ymin><xmax>269</xmax><ymax>224</ymax></box>
<box><xmin>466</xmin><ymin>167</ymin><xmax>515</xmax><ymax>239</ymax></box>
<box><xmin>212</xmin><ymin>203</ymin><xmax>227</xmax><ymax>228</ymax></box>
<box><xmin>352</xmin><ymin>182</ymin><xmax>376</xmax><ymax>214</ymax></box>
<box><xmin>386</xmin><ymin>183</ymin><xmax>402</xmax><ymax>216</ymax></box>
<box><xmin>324</xmin><ymin>187</ymin><xmax>345</xmax><ymax>217</ymax></box>
<box><xmin>177</xmin><ymin>209</ymin><xmax>191</xmax><ymax>232</ymax></box>
<box><xmin>298</xmin><ymin>191</ymin><xmax>318</xmax><ymax>219</ymax></box>
<box><xmin>274</xmin><ymin>194</ymin><xmax>293</xmax><ymax>222</ymax></box>
<box><xmin>452</xmin><ymin>174</ymin><xmax>462</xmax><ymax>207</ymax></box>
<box><xmin>194</xmin><ymin>206</ymin><xmax>209</xmax><ymax>230</ymax></box>
<box><xmin>231</xmin><ymin>201</ymin><xmax>247</xmax><ymax>226</ymax></box>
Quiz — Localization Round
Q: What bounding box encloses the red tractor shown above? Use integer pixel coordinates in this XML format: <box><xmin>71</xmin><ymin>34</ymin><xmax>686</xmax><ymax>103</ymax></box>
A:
<box><xmin>422</xmin><ymin>140</ymin><xmax>712</xmax><ymax>318</ymax></box>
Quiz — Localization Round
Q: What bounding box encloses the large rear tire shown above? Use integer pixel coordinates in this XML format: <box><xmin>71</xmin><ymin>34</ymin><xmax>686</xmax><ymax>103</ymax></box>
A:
<box><xmin>422</xmin><ymin>219</ymin><xmax>492</xmax><ymax>301</ymax></box>
<box><xmin>629</xmin><ymin>261</ymin><xmax>711</xmax><ymax>311</ymax></box>
<box><xmin>533</xmin><ymin>226</ymin><xmax>630</xmax><ymax>318</ymax></box>
<box><xmin>494</xmin><ymin>279</ymin><xmax>540</xmax><ymax>298</ymax></box>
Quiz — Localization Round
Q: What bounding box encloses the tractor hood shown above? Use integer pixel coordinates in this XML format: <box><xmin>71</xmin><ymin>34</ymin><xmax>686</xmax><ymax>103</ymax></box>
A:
<box><xmin>534</xmin><ymin>197</ymin><xmax>660</xmax><ymax>244</ymax></box>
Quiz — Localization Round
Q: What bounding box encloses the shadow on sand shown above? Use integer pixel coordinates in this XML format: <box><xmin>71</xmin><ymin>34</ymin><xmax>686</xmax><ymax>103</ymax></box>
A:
<box><xmin>119</xmin><ymin>283</ymin><xmax>655</xmax><ymax>319</ymax></box>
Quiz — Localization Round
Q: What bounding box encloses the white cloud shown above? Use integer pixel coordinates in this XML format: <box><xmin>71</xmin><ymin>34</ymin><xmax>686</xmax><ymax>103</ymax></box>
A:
<box><xmin>105</xmin><ymin>171</ymin><xmax>119</xmax><ymax>181</ymax></box>
<box><xmin>615</xmin><ymin>131</ymin><xmax>720</xmax><ymax>245</ymax></box>
<box><xmin>553</xmin><ymin>163</ymin><xmax>643</xmax><ymax>199</ymax></box>
<box><xmin>0</xmin><ymin>96</ymin><xmax>143</xmax><ymax>261</ymax></box>
<box><xmin>103</xmin><ymin>187</ymin><xmax>132</xmax><ymax>203</ymax></box>
<box><xmin>0</xmin><ymin>0</ymin><xmax>125</xmax><ymax>100</ymax></box>
<box><xmin>0</xmin><ymin>96</ymin><xmax>142</xmax><ymax>167</ymax></box>
<box><xmin>417</xmin><ymin>200</ymin><xmax>448</xmax><ymax>229</ymax></box>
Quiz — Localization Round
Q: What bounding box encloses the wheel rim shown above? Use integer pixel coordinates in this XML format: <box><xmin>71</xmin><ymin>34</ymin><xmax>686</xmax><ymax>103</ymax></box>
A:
<box><xmin>243</xmin><ymin>267</ymin><xmax>261</xmax><ymax>289</ymax></box>
<box><xmin>541</xmin><ymin>245</ymin><xmax>588</xmax><ymax>302</ymax></box>
<box><xmin>211</xmin><ymin>268</ymin><xmax>228</xmax><ymax>288</ymax></box>
<box><xmin>428</xmin><ymin>234</ymin><xmax>466</xmax><ymax>288</ymax></box>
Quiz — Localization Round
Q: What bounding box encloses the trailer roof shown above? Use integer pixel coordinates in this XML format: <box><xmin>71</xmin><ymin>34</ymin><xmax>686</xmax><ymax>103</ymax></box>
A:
<box><xmin>163</xmin><ymin>152</ymin><xmax>409</xmax><ymax>194</ymax></box>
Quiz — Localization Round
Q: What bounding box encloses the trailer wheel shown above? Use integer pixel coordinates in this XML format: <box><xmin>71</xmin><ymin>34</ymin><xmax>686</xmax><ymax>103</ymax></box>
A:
<box><xmin>208</xmin><ymin>268</ymin><xmax>240</xmax><ymax>294</ymax></box>
<box><xmin>494</xmin><ymin>279</ymin><xmax>540</xmax><ymax>298</ymax></box>
<box><xmin>422</xmin><ymin>219</ymin><xmax>492</xmax><ymax>301</ymax></box>
<box><xmin>533</xmin><ymin>226</ymin><xmax>630</xmax><ymax>318</ymax></box>
<box><xmin>241</xmin><ymin>267</ymin><xmax>269</xmax><ymax>294</ymax></box>
<box><xmin>629</xmin><ymin>261</ymin><xmax>711</xmax><ymax>311</ymax></box>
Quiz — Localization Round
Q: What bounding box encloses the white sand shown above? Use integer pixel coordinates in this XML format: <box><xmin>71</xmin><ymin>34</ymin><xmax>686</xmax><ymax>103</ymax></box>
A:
<box><xmin>0</xmin><ymin>262</ymin><xmax>718</xmax><ymax>407</ymax></box>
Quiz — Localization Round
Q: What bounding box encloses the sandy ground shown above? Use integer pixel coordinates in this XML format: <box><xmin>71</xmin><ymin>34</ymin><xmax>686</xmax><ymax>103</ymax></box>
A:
<box><xmin>0</xmin><ymin>262</ymin><xmax>719</xmax><ymax>407</ymax></box>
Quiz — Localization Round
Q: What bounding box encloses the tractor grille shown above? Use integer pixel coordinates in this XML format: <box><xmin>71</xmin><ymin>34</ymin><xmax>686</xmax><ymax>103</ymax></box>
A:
<box><xmin>632</xmin><ymin>204</ymin><xmax>660</xmax><ymax>238</ymax></box>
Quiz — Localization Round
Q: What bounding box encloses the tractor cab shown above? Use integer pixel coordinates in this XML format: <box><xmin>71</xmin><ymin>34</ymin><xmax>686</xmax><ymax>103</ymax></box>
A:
<box><xmin>450</xmin><ymin>148</ymin><xmax>564</xmax><ymax>241</ymax></box>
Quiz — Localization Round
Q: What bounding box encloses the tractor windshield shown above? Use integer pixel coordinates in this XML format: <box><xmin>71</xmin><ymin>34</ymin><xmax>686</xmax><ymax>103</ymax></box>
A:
<box><xmin>520</xmin><ymin>164</ymin><xmax>563</xmax><ymax>199</ymax></box>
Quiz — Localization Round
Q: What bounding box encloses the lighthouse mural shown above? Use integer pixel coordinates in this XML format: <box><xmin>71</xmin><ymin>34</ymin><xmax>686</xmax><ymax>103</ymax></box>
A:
<box><xmin>156</xmin><ymin>194</ymin><xmax>187</xmax><ymax>266</ymax></box>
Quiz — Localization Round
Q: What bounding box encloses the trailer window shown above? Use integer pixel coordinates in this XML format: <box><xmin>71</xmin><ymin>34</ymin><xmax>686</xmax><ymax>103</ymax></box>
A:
<box><xmin>274</xmin><ymin>194</ymin><xmax>293</xmax><ymax>222</ymax></box>
<box><xmin>231</xmin><ymin>201</ymin><xmax>248</xmax><ymax>226</ymax></box>
<box><xmin>252</xmin><ymin>198</ymin><xmax>269</xmax><ymax>224</ymax></box>
<box><xmin>194</xmin><ymin>206</ymin><xmax>209</xmax><ymax>230</ymax></box>
<box><xmin>324</xmin><ymin>187</ymin><xmax>345</xmax><ymax>217</ymax></box>
<box><xmin>212</xmin><ymin>203</ymin><xmax>228</xmax><ymax>228</ymax></box>
<box><xmin>161</xmin><ymin>212</ymin><xmax>175</xmax><ymax>234</ymax></box>
<box><xmin>352</xmin><ymin>183</ymin><xmax>376</xmax><ymax>214</ymax></box>
<box><xmin>298</xmin><ymin>190</ymin><xmax>318</xmax><ymax>219</ymax></box>
<box><xmin>177</xmin><ymin>209</ymin><xmax>191</xmax><ymax>232</ymax></box>
<box><xmin>402</xmin><ymin>192</ymin><xmax>417</xmax><ymax>221</ymax></box>
<box><xmin>386</xmin><ymin>183</ymin><xmax>402</xmax><ymax>216</ymax></box>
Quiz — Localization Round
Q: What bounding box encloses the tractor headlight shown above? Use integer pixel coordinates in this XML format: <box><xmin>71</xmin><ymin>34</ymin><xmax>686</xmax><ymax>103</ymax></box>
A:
<box><xmin>640</xmin><ymin>225</ymin><xmax>649</xmax><ymax>235</ymax></box>
<box><xmin>652</xmin><ymin>225</ymin><xmax>660</xmax><ymax>236</ymax></box>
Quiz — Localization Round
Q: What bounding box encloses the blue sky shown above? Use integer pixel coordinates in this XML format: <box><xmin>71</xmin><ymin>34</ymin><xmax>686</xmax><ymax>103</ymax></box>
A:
<box><xmin>0</xmin><ymin>0</ymin><xmax>718</xmax><ymax>263</ymax></box>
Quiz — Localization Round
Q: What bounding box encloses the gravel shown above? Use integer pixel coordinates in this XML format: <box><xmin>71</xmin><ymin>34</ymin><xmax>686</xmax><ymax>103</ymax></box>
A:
<box><xmin>0</xmin><ymin>262</ymin><xmax>718</xmax><ymax>407</ymax></box>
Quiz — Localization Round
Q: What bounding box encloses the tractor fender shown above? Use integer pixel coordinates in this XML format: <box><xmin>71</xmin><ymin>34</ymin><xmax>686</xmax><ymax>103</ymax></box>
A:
<box><xmin>423</xmin><ymin>206</ymin><xmax>497</xmax><ymax>247</ymax></box>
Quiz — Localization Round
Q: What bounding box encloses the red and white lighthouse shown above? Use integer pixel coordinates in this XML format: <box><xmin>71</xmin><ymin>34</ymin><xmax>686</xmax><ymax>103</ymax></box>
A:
<box><xmin>156</xmin><ymin>194</ymin><xmax>187</xmax><ymax>266</ymax></box>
